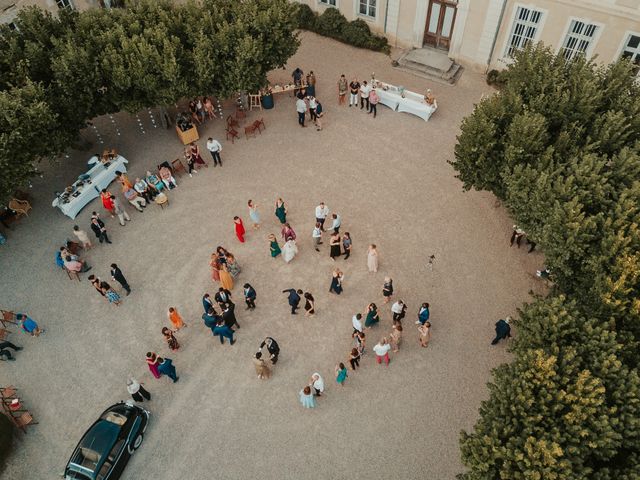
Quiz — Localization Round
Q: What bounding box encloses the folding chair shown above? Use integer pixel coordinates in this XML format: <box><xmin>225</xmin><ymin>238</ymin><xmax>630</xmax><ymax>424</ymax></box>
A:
<box><xmin>171</xmin><ymin>159</ymin><xmax>187</xmax><ymax>177</ymax></box>
<box><xmin>226</xmin><ymin>127</ymin><xmax>239</xmax><ymax>144</ymax></box>
<box><xmin>244</xmin><ymin>124</ymin><xmax>258</xmax><ymax>140</ymax></box>
<box><xmin>253</xmin><ymin>118</ymin><xmax>266</xmax><ymax>133</ymax></box>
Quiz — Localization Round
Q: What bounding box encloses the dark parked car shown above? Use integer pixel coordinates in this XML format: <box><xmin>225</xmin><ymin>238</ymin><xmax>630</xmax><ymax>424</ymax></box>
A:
<box><xmin>64</xmin><ymin>402</ymin><xmax>149</xmax><ymax>480</ymax></box>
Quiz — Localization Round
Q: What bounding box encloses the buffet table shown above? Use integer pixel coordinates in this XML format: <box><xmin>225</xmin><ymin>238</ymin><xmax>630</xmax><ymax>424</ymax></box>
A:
<box><xmin>374</xmin><ymin>81</ymin><xmax>437</xmax><ymax>122</ymax></box>
<box><xmin>52</xmin><ymin>155</ymin><xmax>129</xmax><ymax>219</ymax></box>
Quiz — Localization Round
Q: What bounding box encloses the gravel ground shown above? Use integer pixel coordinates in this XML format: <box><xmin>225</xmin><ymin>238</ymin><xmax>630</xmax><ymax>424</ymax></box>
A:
<box><xmin>0</xmin><ymin>32</ymin><xmax>544</xmax><ymax>480</ymax></box>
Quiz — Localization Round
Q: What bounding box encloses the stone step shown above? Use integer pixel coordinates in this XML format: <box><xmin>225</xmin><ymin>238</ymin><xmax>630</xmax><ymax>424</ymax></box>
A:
<box><xmin>395</xmin><ymin>58</ymin><xmax>463</xmax><ymax>85</ymax></box>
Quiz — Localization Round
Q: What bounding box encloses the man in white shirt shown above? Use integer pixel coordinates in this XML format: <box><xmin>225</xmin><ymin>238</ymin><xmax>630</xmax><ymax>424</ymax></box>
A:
<box><xmin>206</xmin><ymin>137</ymin><xmax>223</xmax><ymax>166</ymax></box>
<box><xmin>331</xmin><ymin>213</ymin><xmax>341</xmax><ymax>234</ymax></box>
<box><xmin>352</xmin><ymin>313</ymin><xmax>363</xmax><ymax>334</ymax></box>
<box><xmin>359</xmin><ymin>80</ymin><xmax>371</xmax><ymax>110</ymax></box>
<box><xmin>315</xmin><ymin>202</ymin><xmax>330</xmax><ymax>231</ymax></box>
<box><xmin>312</xmin><ymin>223</ymin><xmax>322</xmax><ymax>252</ymax></box>
<box><xmin>391</xmin><ymin>300</ymin><xmax>407</xmax><ymax>323</ymax></box>
<box><xmin>373</xmin><ymin>338</ymin><xmax>391</xmax><ymax>365</ymax></box>
<box><xmin>296</xmin><ymin>94</ymin><xmax>307</xmax><ymax>127</ymax></box>
<box><xmin>310</xmin><ymin>372</ymin><xmax>324</xmax><ymax>396</ymax></box>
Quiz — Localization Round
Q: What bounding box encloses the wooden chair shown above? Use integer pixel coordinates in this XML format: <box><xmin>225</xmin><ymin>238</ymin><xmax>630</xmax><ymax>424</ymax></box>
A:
<box><xmin>1</xmin><ymin>386</ymin><xmax>17</xmax><ymax>399</ymax></box>
<box><xmin>0</xmin><ymin>311</ymin><xmax>18</xmax><ymax>327</ymax></box>
<box><xmin>65</xmin><ymin>267</ymin><xmax>80</xmax><ymax>282</ymax></box>
<box><xmin>15</xmin><ymin>412</ymin><xmax>37</xmax><ymax>432</ymax></box>
<box><xmin>171</xmin><ymin>159</ymin><xmax>186</xmax><ymax>177</ymax></box>
<box><xmin>249</xmin><ymin>94</ymin><xmax>262</xmax><ymax>111</ymax></box>
<box><xmin>8</xmin><ymin>199</ymin><xmax>31</xmax><ymax>218</ymax></box>
<box><xmin>235</xmin><ymin>109</ymin><xmax>246</xmax><ymax>121</ymax></box>
<box><xmin>253</xmin><ymin>118</ymin><xmax>266</xmax><ymax>133</ymax></box>
<box><xmin>226</xmin><ymin>115</ymin><xmax>239</xmax><ymax>129</ymax></box>
<box><xmin>0</xmin><ymin>328</ymin><xmax>11</xmax><ymax>341</ymax></box>
<box><xmin>244</xmin><ymin>123</ymin><xmax>259</xmax><ymax>140</ymax></box>
<box><xmin>226</xmin><ymin>127</ymin><xmax>239</xmax><ymax>144</ymax></box>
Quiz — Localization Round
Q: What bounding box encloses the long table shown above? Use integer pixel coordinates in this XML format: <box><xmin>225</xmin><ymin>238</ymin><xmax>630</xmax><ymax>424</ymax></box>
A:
<box><xmin>52</xmin><ymin>155</ymin><xmax>129</xmax><ymax>219</ymax></box>
<box><xmin>374</xmin><ymin>81</ymin><xmax>438</xmax><ymax>122</ymax></box>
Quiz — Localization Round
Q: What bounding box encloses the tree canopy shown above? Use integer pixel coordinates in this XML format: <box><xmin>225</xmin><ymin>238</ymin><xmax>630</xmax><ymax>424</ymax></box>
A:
<box><xmin>0</xmin><ymin>0</ymin><xmax>299</xmax><ymax>203</ymax></box>
<box><xmin>452</xmin><ymin>45</ymin><xmax>640</xmax><ymax>479</ymax></box>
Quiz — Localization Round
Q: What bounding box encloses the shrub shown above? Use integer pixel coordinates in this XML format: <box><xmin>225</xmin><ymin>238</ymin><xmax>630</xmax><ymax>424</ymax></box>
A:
<box><xmin>485</xmin><ymin>69</ymin><xmax>505</xmax><ymax>88</ymax></box>
<box><xmin>294</xmin><ymin>3</ymin><xmax>316</xmax><ymax>30</ymax></box>
<box><xmin>295</xmin><ymin>5</ymin><xmax>389</xmax><ymax>53</ymax></box>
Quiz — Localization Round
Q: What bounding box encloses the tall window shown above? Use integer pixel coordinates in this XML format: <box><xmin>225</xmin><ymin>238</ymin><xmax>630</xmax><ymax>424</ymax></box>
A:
<box><xmin>561</xmin><ymin>19</ymin><xmax>598</xmax><ymax>60</ymax></box>
<box><xmin>319</xmin><ymin>0</ymin><xmax>337</xmax><ymax>6</ymax></box>
<box><xmin>359</xmin><ymin>0</ymin><xmax>376</xmax><ymax>18</ymax></box>
<box><xmin>56</xmin><ymin>0</ymin><xmax>74</xmax><ymax>8</ymax></box>
<box><xmin>620</xmin><ymin>34</ymin><xmax>640</xmax><ymax>73</ymax></box>
<box><xmin>505</xmin><ymin>6</ymin><xmax>543</xmax><ymax>58</ymax></box>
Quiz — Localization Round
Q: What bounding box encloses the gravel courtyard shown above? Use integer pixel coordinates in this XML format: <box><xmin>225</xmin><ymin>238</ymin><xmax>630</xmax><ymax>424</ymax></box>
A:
<box><xmin>0</xmin><ymin>32</ymin><xmax>543</xmax><ymax>479</ymax></box>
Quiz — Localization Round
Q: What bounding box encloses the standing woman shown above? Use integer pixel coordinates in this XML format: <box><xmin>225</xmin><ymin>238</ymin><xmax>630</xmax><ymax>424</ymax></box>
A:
<box><xmin>146</xmin><ymin>352</ymin><xmax>161</xmax><ymax>379</ymax></box>
<box><xmin>282</xmin><ymin>238</ymin><xmax>299</xmax><ymax>263</ymax></box>
<box><xmin>101</xmin><ymin>282</ymin><xmax>122</xmax><ymax>306</ymax></box>
<box><xmin>216</xmin><ymin>246</ymin><xmax>230</xmax><ymax>265</ymax></box>
<box><xmin>389</xmin><ymin>322</ymin><xmax>403</xmax><ymax>352</ymax></box>
<box><xmin>337</xmin><ymin>74</ymin><xmax>348</xmax><ymax>105</ymax></box>
<box><xmin>226</xmin><ymin>253</ymin><xmax>242</xmax><ymax>278</ymax></box>
<box><xmin>349</xmin><ymin>347</ymin><xmax>361</xmax><ymax>370</ymax></box>
<box><xmin>219</xmin><ymin>263</ymin><xmax>234</xmax><ymax>291</ymax></box>
<box><xmin>210</xmin><ymin>254</ymin><xmax>221</xmax><ymax>283</ymax></box>
<box><xmin>248</xmin><ymin>200</ymin><xmax>261</xmax><ymax>229</ymax></box>
<box><xmin>364</xmin><ymin>303</ymin><xmax>380</xmax><ymax>328</ymax></box>
<box><xmin>100</xmin><ymin>190</ymin><xmax>116</xmax><ymax>218</ymax></box>
<box><xmin>268</xmin><ymin>234</ymin><xmax>281</xmax><ymax>258</ymax></box>
<box><xmin>299</xmin><ymin>386</ymin><xmax>316</xmax><ymax>409</ymax></box>
<box><xmin>342</xmin><ymin>232</ymin><xmax>352</xmax><ymax>260</ymax></box>
<box><xmin>329</xmin><ymin>231</ymin><xmax>341</xmax><ymax>261</ymax></box>
<box><xmin>353</xmin><ymin>330</ymin><xmax>366</xmax><ymax>356</ymax></box>
<box><xmin>168</xmin><ymin>307</ymin><xmax>186</xmax><ymax>330</ymax></box>
<box><xmin>382</xmin><ymin>277</ymin><xmax>393</xmax><ymax>304</ymax></box>
<box><xmin>234</xmin><ymin>216</ymin><xmax>246</xmax><ymax>243</ymax></box>
<box><xmin>329</xmin><ymin>268</ymin><xmax>344</xmax><ymax>295</ymax></box>
<box><xmin>162</xmin><ymin>327</ymin><xmax>180</xmax><ymax>351</ymax></box>
<box><xmin>253</xmin><ymin>352</ymin><xmax>271</xmax><ymax>380</ymax></box>
<box><xmin>189</xmin><ymin>142</ymin><xmax>207</xmax><ymax>167</ymax></box>
<box><xmin>367</xmin><ymin>244</ymin><xmax>379</xmax><ymax>273</ymax></box>
<box><xmin>418</xmin><ymin>322</ymin><xmax>432</xmax><ymax>347</ymax></box>
<box><xmin>275</xmin><ymin>198</ymin><xmax>287</xmax><ymax>225</ymax></box>
<box><xmin>304</xmin><ymin>292</ymin><xmax>315</xmax><ymax>317</ymax></box>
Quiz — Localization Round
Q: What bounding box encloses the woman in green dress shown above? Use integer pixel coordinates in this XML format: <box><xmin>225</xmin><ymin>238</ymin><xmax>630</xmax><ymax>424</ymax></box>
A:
<box><xmin>274</xmin><ymin>197</ymin><xmax>287</xmax><ymax>224</ymax></box>
<box><xmin>269</xmin><ymin>234</ymin><xmax>281</xmax><ymax>258</ymax></box>
<box><xmin>365</xmin><ymin>303</ymin><xmax>380</xmax><ymax>328</ymax></box>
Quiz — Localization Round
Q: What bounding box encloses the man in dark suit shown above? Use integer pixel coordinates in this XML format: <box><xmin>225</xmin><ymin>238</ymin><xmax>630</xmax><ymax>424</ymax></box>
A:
<box><xmin>215</xmin><ymin>287</ymin><xmax>233</xmax><ymax>308</ymax></box>
<box><xmin>259</xmin><ymin>337</ymin><xmax>280</xmax><ymax>364</ymax></box>
<box><xmin>202</xmin><ymin>307</ymin><xmax>219</xmax><ymax>334</ymax></box>
<box><xmin>243</xmin><ymin>283</ymin><xmax>257</xmax><ymax>310</ymax></box>
<box><xmin>202</xmin><ymin>293</ymin><xmax>215</xmax><ymax>314</ymax></box>
<box><xmin>110</xmin><ymin>263</ymin><xmax>130</xmax><ymax>295</ymax></box>
<box><xmin>90</xmin><ymin>215</ymin><xmax>112</xmax><ymax>244</ymax></box>
<box><xmin>491</xmin><ymin>317</ymin><xmax>512</xmax><ymax>345</ymax></box>
<box><xmin>213</xmin><ymin>318</ymin><xmax>235</xmax><ymax>345</ymax></box>
<box><xmin>282</xmin><ymin>288</ymin><xmax>302</xmax><ymax>314</ymax></box>
<box><xmin>222</xmin><ymin>302</ymin><xmax>240</xmax><ymax>330</ymax></box>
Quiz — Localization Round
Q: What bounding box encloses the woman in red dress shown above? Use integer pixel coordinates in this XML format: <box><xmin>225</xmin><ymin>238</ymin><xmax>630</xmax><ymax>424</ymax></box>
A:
<box><xmin>146</xmin><ymin>352</ymin><xmax>161</xmax><ymax>379</ymax></box>
<box><xmin>100</xmin><ymin>189</ymin><xmax>115</xmax><ymax>217</ymax></box>
<box><xmin>234</xmin><ymin>216</ymin><xmax>246</xmax><ymax>243</ymax></box>
<box><xmin>189</xmin><ymin>142</ymin><xmax>207</xmax><ymax>167</ymax></box>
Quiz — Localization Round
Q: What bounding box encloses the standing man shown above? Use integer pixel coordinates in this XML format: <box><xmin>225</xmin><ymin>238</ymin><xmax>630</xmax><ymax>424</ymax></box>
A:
<box><xmin>90</xmin><ymin>214</ymin><xmax>112</xmax><ymax>244</ymax></box>
<box><xmin>391</xmin><ymin>300</ymin><xmax>407</xmax><ymax>323</ymax></box>
<box><xmin>243</xmin><ymin>283</ymin><xmax>257</xmax><ymax>310</ymax></box>
<box><xmin>213</xmin><ymin>318</ymin><xmax>236</xmax><ymax>345</ymax></box>
<box><xmin>222</xmin><ymin>302</ymin><xmax>240</xmax><ymax>330</ymax></box>
<box><xmin>359</xmin><ymin>80</ymin><xmax>371</xmax><ymax>110</ymax></box>
<box><xmin>282</xmin><ymin>288</ymin><xmax>302</xmax><ymax>314</ymax></box>
<box><xmin>215</xmin><ymin>287</ymin><xmax>233</xmax><ymax>308</ymax></box>
<box><xmin>492</xmin><ymin>317</ymin><xmax>512</xmax><ymax>345</ymax></box>
<box><xmin>259</xmin><ymin>337</ymin><xmax>280</xmax><ymax>364</ymax></box>
<box><xmin>349</xmin><ymin>77</ymin><xmax>360</xmax><ymax>107</ymax></box>
<box><xmin>296</xmin><ymin>94</ymin><xmax>307</xmax><ymax>128</ymax></box>
<box><xmin>309</xmin><ymin>373</ymin><xmax>324</xmax><ymax>396</ymax></box>
<box><xmin>157</xmin><ymin>357</ymin><xmax>179</xmax><ymax>383</ymax></box>
<box><xmin>292</xmin><ymin>67</ymin><xmax>304</xmax><ymax>96</ymax></box>
<box><xmin>202</xmin><ymin>293</ymin><xmax>215</xmax><ymax>314</ymax></box>
<box><xmin>315</xmin><ymin>202</ymin><xmax>330</xmax><ymax>231</ymax></box>
<box><xmin>202</xmin><ymin>307</ymin><xmax>219</xmax><ymax>334</ymax></box>
<box><xmin>110</xmin><ymin>263</ymin><xmax>131</xmax><ymax>295</ymax></box>
<box><xmin>352</xmin><ymin>313</ymin><xmax>364</xmax><ymax>334</ymax></box>
<box><xmin>312</xmin><ymin>223</ymin><xmax>322</xmax><ymax>252</ymax></box>
<box><xmin>330</xmin><ymin>213</ymin><xmax>341</xmax><ymax>234</ymax></box>
<box><xmin>111</xmin><ymin>194</ymin><xmax>131</xmax><ymax>226</ymax></box>
<box><xmin>206</xmin><ymin>137</ymin><xmax>223</xmax><ymax>166</ymax></box>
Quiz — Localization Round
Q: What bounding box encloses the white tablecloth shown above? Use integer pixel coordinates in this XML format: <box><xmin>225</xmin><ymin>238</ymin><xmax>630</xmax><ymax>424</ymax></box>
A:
<box><xmin>52</xmin><ymin>155</ymin><xmax>129</xmax><ymax>219</ymax></box>
<box><xmin>373</xmin><ymin>82</ymin><xmax>437</xmax><ymax>122</ymax></box>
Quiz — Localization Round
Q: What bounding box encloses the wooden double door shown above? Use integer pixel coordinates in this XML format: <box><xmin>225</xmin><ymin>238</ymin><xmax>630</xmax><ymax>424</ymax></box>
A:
<box><xmin>423</xmin><ymin>0</ymin><xmax>458</xmax><ymax>50</ymax></box>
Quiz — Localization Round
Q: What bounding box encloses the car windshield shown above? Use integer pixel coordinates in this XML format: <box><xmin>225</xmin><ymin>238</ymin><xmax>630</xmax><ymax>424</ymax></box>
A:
<box><xmin>65</xmin><ymin>468</ymin><xmax>92</xmax><ymax>480</ymax></box>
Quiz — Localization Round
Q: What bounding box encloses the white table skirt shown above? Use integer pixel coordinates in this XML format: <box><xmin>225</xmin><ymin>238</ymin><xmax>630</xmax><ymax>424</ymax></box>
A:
<box><xmin>373</xmin><ymin>82</ymin><xmax>437</xmax><ymax>122</ymax></box>
<box><xmin>52</xmin><ymin>156</ymin><xmax>129</xmax><ymax>219</ymax></box>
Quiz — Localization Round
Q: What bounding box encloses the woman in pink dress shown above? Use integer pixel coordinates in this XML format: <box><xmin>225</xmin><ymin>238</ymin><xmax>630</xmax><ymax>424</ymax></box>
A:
<box><xmin>234</xmin><ymin>217</ymin><xmax>246</xmax><ymax>243</ymax></box>
<box><xmin>146</xmin><ymin>352</ymin><xmax>161</xmax><ymax>379</ymax></box>
<box><xmin>210</xmin><ymin>254</ymin><xmax>221</xmax><ymax>283</ymax></box>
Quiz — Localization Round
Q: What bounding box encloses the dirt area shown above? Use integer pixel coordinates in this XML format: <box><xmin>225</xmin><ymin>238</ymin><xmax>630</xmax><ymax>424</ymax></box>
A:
<box><xmin>0</xmin><ymin>31</ymin><xmax>543</xmax><ymax>479</ymax></box>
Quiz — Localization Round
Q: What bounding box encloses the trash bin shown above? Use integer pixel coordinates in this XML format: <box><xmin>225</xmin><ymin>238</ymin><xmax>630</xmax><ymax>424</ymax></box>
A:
<box><xmin>261</xmin><ymin>94</ymin><xmax>274</xmax><ymax>110</ymax></box>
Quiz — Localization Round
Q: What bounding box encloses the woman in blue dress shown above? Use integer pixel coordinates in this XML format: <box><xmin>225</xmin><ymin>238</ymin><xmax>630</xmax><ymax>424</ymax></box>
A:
<box><xmin>299</xmin><ymin>386</ymin><xmax>316</xmax><ymax>408</ymax></box>
<box><xmin>248</xmin><ymin>199</ymin><xmax>261</xmax><ymax>229</ymax></box>
<box><xmin>364</xmin><ymin>303</ymin><xmax>380</xmax><ymax>328</ymax></box>
<box><xmin>329</xmin><ymin>268</ymin><xmax>343</xmax><ymax>295</ymax></box>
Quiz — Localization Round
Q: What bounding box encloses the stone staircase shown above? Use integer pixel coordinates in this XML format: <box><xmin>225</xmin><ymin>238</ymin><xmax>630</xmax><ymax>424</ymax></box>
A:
<box><xmin>393</xmin><ymin>48</ymin><xmax>463</xmax><ymax>85</ymax></box>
